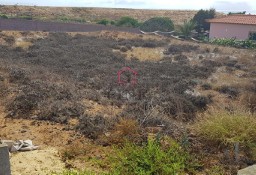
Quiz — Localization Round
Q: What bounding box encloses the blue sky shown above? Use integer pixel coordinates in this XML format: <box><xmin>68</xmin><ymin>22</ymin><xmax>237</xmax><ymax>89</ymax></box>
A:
<box><xmin>0</xmin><ymin>0</ymin><xmax>255</xmax><ymax>13</ymax></box>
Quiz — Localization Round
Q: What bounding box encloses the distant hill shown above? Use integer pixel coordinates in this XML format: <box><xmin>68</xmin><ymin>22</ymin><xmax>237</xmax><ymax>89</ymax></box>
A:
<box><xmin>0</xmin><ymin>5</ymin><xmax>198</xmax><ymax>25</ymax></box>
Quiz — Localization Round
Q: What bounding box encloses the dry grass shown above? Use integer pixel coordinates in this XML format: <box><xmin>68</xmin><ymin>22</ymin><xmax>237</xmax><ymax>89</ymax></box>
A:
<box><xmin>15</xmin><ymin>40</ymin><xmax>32</xmax><ymax>49</ymax></box>
<box><xmin>0</xmin><ymin>5</ymin><xmax>199</xmax><ymax>25</ymax></box>
<box><xmin>99</xmin><ymin>118</ymin><xmax>145</xmax><ymax>146</ymax></box>
<box><xmin>83</xmin><ymin>99</ymin><xmax>123</xmax><ymax>117</ymax></box>
<box><xmin>193</xmin><ymin>109</ymin><xmax>256</xmax><ymax>145</ymax></box>
<box><xmin>125</xmin><ymin>47</ymin><xmax>164</xmax><ymax>61</ymax></box>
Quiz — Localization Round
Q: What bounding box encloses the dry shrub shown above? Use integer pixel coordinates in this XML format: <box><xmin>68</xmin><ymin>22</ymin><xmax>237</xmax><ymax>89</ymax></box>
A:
<box><xmin>201</xmin><ymin>83</ymin><xmax>212</xmax><ymax>90</ymax></box>
<box><xmin>241</xmin><ymin>93</ymin><xmax>256</xmax><ymax>114</ymax></box>
<box><xmin>215</xmin><ymin>85</ymin><xmax>240</xmax><ymax>98</ymax></box>
<box><xmin>165</xmin><ymin>44</ymin><xmax>199</xmax><ymax>55</ymax></box>
<box><xmin>194</xmin><ymin>109</ymin><xmax>256</xmax><ymax>165</ymax></box>
<box><xmin>194</xmin><ymin>109</ymin><xmax>256</xmax><ymax>146</ymax></box>
<box><xmin>60</xmin><ymin>139</ymin><xmax>96</xmax><ymax>169</ymax></box>
<box><xmin>77</xmin><ymin>115</ymin><xmax>113</xmax><ymax>140</ymax></box>
<box><xmin>120</xmin><ymin>46</ymin><xmax>128</xmax><ymax>52</ymax></box>
<box><xmin>0</xmin><ymin>33</ymin><xmax>214</xmax><ymax>127</ymax></box>
<box><xmin>61</xmin><ymin>141</ymin><xmax>90</xmax><ymax>161</ymax></box>
<box><xmin>240</xmin><ymin>82</ymin><xmax>256</xmax><ymax>114</ymax></box>
<box><xmin>99</xmin><ymin>118</ymin><xmax>146</xmax><ymax>146</ymax></box>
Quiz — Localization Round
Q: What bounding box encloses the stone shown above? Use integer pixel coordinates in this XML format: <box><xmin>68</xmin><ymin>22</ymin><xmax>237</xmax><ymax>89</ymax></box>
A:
<box><xmin>238</xmin><ymin>164</ymin><xmax>256</xmax><ymax>175</ymax></box>
<box><xmin>0</xmin><ymin>143</ymin><xmax>11</xmax><ymax>175</ymax></box>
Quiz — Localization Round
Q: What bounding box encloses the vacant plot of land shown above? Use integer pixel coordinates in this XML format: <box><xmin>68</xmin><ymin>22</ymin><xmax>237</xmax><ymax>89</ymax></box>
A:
<box><xmin>0</xmin><ymin>31</ymin><xmax>255</xmax><ymax>174</ymax></box>
<box><xmin>0</xmin><ymin>32</ymin><xmax>214</xmax><ymax>132</ymax></box>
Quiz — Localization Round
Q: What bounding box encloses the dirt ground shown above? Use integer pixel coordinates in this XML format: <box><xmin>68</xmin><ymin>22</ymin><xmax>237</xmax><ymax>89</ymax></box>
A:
<box><xmin>0</xmin><ymin>104</ymin><xmax>87</xmax><ymax>174</ymax></box>
<box><xmin>10</xmin><ymin>148</ymin><xmax>65</xmax><ymax>175</ymax></box>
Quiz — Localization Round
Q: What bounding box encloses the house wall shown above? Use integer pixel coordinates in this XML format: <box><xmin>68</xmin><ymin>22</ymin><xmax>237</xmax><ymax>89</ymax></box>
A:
<box><xmin>209</xmin><ymin>23</ymin><xmax>256</xmax><ymax>40</ymax></box>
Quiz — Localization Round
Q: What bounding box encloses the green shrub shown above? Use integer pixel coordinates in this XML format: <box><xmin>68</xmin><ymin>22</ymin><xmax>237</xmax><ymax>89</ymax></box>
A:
<box><xmin>108</xmin><ymin>138</ymin><xmax>192</xmax><ymax>175</ymax></box>
<box><xmin>140</xmin><ymin>17</ymin><xmax>174</xmax><ymax>32</ymax></box>
<box><xmin>52</xmin><ymin>170</ymin><xmax>107</xmax><ymax>175</ymax></box>
<box><xmin>0</xmin><ymin>14</ymin><xmax>8</xmax><ymax>19</ymax></box>
<box><xmin>19</xmin><ymin>15</ymin><xmax>33</xmax><ymax>20</ymax></box>
<box><xmin>58</xmin><ymin>16</ymin><xmax>86</xmax><ymax>23</ymax></box>
<box><xmin>194</xmin><ymin>110</ymin><xmax>256</xmax><ymax>145</ymax></box>
<box><xmin>110</xmin><ymin>20</ymin><xmax>116</xmax><ymax>25</ymax></box>
<box><xmin>210</xmin><ymin>38</ymin><xmax>256</xmax><ymax>49</ymax></box>
<box><xmin>97</xmin><ymin>19</ymin><xmax>109</xmax><ymax>26</ymax></box>
<box><xmin>115</xmin><ymin>16</ymin><xmax>139</xmax><ymax>28</ymax></box>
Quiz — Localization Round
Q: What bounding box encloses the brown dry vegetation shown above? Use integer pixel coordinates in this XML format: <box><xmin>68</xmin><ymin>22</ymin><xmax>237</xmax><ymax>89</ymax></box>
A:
<box><xmin>0</xmin><ymin>30</ymin><xmax>255</xmax><ymax>174</ymax></box>
<box><xmin>0</xmin><ymin>5</ymin><xmax>198</xmax><ymax>25</ymax></box>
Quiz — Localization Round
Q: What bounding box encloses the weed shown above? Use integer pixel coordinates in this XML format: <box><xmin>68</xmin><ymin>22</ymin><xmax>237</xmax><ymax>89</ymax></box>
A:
<box><xmin>241</xmin><ymin>92</ymin><xmax>256</xmax><ymax>114</ymax></box>
<box><xmin>108</xmin><ymin>137</ymin><xmax>194</xmax><ymax>175</ymax></box>
<box><xmin>205</xmin><ymin>165</ymin><xmax>225</xmax><ymax>175</ymax></box>
<box><xmin>52</xmin><ymin>170</ymin><xmax>107</xmax><ymax>175</ymax></box>
<box><xmin>77</xmin><ymin>115</ymin><xmax>112</xmax><ymax>139</ymax></box>
<box><xmin>194</xmin><ymin>110</ymin><xmax>256</xmax><ymax>146</ymax></box>
<box><xmin>98</xmin><ymin>118</ymin><xmax>146</xmax><ymax>146</ymax></box>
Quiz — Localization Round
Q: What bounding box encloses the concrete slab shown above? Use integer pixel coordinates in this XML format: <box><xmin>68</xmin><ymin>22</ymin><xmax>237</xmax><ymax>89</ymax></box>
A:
<box><xmin>238</xmin><ymin>165</ymin><xmax>256</xmax><ymax>175</ymax></box>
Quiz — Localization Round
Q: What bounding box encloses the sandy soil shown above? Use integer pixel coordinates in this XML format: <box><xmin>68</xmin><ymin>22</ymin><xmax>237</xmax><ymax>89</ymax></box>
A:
<box><xmin>0</xmin><ymin>104</ymin><xmax>87</xmax><ymax>174</ymax></box>
<box><xmin>10</xmin><ymin>148</ymin><xmax>65</xmax><ymax>175</ymax></box>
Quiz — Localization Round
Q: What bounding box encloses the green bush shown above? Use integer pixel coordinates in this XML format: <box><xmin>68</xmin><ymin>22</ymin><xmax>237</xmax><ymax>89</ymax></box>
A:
<box><xmin>0</xmin><ymin>14</ymin><xmax>8</xmax><ymax>19</ymax></box>
<box><xmin>140</xmin><ymin>17</ymin><xmax>174</xmax><ymax>32</ymax></box>
<box><xmin>52</xmin><ymin>170</ymin><xmax>107</xmax><ymax>175</ymax></box>
<box><xmin>108</xmin><ymin>138</ymin><xmax>192</xmax><ymax>175</ymax></box>
<box><xmin>58</xmin><ymin>16</ymin><xmax>86</xmax><ymax>23</ymax></box>
<box><xmin>194</xmin><ymin>110</ymin><xmax>256</xmax><ymax>145</ymax></box>
<box><xmin>210</xmin><ymin>38</ymin><xmax>256</xmax><ymax>48</ymax></box>
<box><xmin>110</xmin><ymin>20</ymin><xmax>116</xmax><ymax>25</ymax></box>
<box><xmin>97</xmin><ymin>19</ymin><xmax>109</xmax><ymax>26</ymax></box>
<box><xmin>19</xmin><ymin>15</ymin><xmax>33</xmax><ymax>20</ymax></box>
<box><xmin>115</xmin><ymin>16</ymin><xmax>139</xmax><ymax>28</ymax></box>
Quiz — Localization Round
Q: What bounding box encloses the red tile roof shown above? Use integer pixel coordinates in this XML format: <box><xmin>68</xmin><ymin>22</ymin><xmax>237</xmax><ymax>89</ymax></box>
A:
<box><xmin>207</xmin><ymin>15</ymin><xmax>256</xmax><ymax>25</ymax></box>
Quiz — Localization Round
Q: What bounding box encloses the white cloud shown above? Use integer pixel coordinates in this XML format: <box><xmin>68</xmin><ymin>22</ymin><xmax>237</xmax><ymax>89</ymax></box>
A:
<box><xmin>0</xmin><ymin>0</ymin><xmax>255</xmax><ymax>12</ymax></box>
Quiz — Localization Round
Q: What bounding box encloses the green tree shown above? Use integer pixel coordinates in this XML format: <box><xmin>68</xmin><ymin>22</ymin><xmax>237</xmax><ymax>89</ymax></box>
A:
<box><xmin>179</xmin><ymin>20</ymin><xmax>196</xmax><ymax>38</ymax></box>
<box><xmin>228</xmin><ymin>11</ymin><xmax>246</xmax><ymax>15</ymax></box>
<box><xmin>192</xmin><ymin>8</ymin><xmax>216</xmax><ymax>33</ymax></box>
<box><xmin>140</xmin><ymin>17</ymin><xmax>174</xmax><ymax>32</ymax></box>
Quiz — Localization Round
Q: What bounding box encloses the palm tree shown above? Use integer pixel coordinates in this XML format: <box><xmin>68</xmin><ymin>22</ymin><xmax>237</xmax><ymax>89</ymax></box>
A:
<box><xmin>179</xmin><ymin>20</ymin><xmax>196</xmax><ymax>39</ymax></box>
